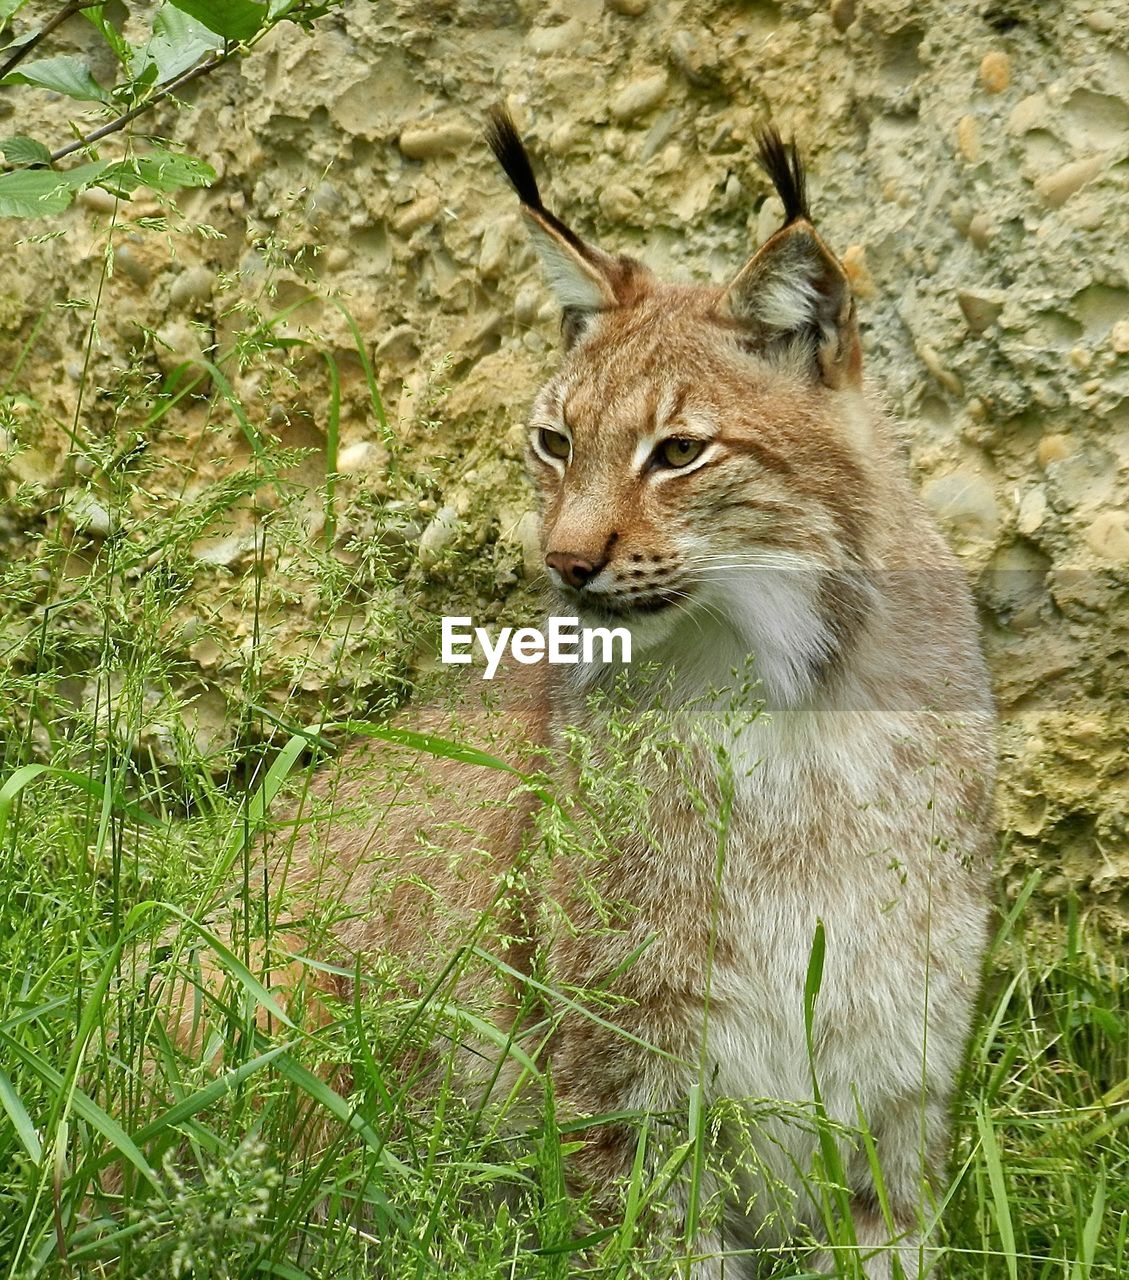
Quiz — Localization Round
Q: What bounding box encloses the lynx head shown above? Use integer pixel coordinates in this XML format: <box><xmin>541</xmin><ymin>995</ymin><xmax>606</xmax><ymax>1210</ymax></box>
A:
<box><xmin>487</xmin><ymin>109</ymin><xmax>876</xmax><ymax>704</ymax></box>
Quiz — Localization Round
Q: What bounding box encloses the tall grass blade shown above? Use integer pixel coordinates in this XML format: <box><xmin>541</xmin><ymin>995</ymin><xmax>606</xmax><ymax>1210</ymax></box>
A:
<box><xmin>975</xmin><ymin>1103</ymin><xmax>1017</xmax><ymax>1280</ymax></box>
<box><xmin>0</xmin><ymin>1064</ymin><xmax>42</xmax><ymax>1164</ymax></box>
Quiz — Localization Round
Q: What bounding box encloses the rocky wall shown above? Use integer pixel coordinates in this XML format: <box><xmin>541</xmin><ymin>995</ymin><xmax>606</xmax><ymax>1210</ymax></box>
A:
<box><xmin>1</xmin><ymin>0</ymin><xmax>1127</xmax><ymax>920</ymax></box>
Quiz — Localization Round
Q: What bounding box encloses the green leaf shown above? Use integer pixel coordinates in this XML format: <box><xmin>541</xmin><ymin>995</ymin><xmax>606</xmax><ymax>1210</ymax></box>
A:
<box><xmin>0</xmin><ymin>763</ymin><xmax>50</xmax><ymax>837</ymax></box>
<box><xmin>0</xmin><ymin>167</ymin><xmax>75</xmax><ymax>216</ymax></box>
<box><xmin>2</xmin><ymin>54</ymin><xmax>109</xmax><ymax>102</ymax></box>
<box><xmin>268</xmin><ymin>1050</ymin><xmax>413</xmax><ymax>1183</ymax></box>
<box><xmin>158</xmin><ymin>904</ymin><xmax>296</xmax><ymax>1030</ymax></box>
<box><xmin>81</xmin><ymin>6</ymin><xmax>134</xmax><ymax>69</ymax></box>
<box><xmin>130</xmin><ymin>1041</ymin><xmax>293</xmax><ymax>1146</ymax></box>
<box><xmin>49</xmin><ymin>767</ymin><xmax>162</xmax><ymax>828</ymax></box>
<box><xmin>143</xmin><ymin>3</ymin><xmax>223</xmax><ymax>82</ymax></box>
<box><xmin>0</xmin><ymin>135</ymin><xmax>50</xmax><ymax>166</ymax></box>
<box><xmin>0</xmin><ymin>759</ymin><xmax>160</xmax><ymax>830</ymax></box>
<box><xmin>802</xmin><ymin>917</ymin><xmax>826</xmax><ymax>1042</ymax></box>
<box><xmin>0</xmin><ymin>1</ymin><xmax>32</xmax><ymax>25</ymax></box>
<box><xmin>133</xmin><ymin>150</ymin><xmax>215</xmax><ymax>192</ymax></box>
<box><xmin>62</xmin><ymin>152</ymin><xmax>216</xmax><ymax>202</ymax></box>
<box><xmin>167</xmin><ymin>0</ymin><xmax>268</xmax><ymax>41</ymax></box>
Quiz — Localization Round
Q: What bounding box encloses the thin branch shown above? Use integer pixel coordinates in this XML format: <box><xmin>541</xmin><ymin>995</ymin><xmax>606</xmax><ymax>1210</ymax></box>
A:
<box><xmin>0</xmin><ymin>0</ymin><xmax>103</xmax><ymax>82</ymax></box>
<box><xmin>49</xmin><ymin>50</ymin><xmax>235</xmax><ymax>163</ymax></box>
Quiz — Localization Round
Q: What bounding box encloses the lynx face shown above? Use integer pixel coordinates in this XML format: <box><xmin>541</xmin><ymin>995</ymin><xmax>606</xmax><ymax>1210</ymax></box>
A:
<box><xmin>528</xmin><ymin>290</ymin><xmax>872</xmax><ymax>630</ymax></box>
<box><xmin>488</xmin><ymin>112</ymin><xmax>873</xmax><ymax>700</ymax></box>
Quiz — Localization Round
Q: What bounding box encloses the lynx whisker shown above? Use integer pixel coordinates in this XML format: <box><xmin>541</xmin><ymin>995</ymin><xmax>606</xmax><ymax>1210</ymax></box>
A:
<box><xmin>663</xmin><ymin>587</ymin><xmax>728</xmax><ymax>634</ymax></box>
<box><xmin>687</xmin><ymin>552</ymin><xmax>817</xmax><ymax>572</ymax></box>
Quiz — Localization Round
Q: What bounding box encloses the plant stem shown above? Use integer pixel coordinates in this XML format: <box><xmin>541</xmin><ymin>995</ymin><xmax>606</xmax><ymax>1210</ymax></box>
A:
<box><xmin>49</xmin><ymin>51</ymin><xmax>234</xmax><ymax>163</ymax></box>
<box><xmin>0</xmin><ymin>0</ymin><xmax>103</xmax><ymax>82</ymax></box>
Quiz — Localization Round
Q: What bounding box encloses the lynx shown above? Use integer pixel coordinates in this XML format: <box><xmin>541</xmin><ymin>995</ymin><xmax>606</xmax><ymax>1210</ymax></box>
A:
<box><xmin>184</xmin><ymin>113</ymin><xmax>995</xmax><ymax>1277</ymax></box>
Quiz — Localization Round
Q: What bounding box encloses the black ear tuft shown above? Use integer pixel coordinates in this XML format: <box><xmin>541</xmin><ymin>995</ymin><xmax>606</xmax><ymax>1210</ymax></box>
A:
<box><xmin>485</xmin><ymin>106</ymin><xmax>589</xmax><ymax>256</ymax></box>
<box><xmin>485</xmin><ymin>106</ymin><xmax>544</xmax><ymax>213</ymax></box>
<box><xmin>754</xmin><ymin>126</ymin><xmax>810</xmax><ymax>225</ymax></box>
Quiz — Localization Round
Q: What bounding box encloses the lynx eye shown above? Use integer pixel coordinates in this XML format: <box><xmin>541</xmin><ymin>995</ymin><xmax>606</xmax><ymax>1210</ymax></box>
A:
<box><xmin>538</xmin><ymin>428</ymin><xmax>571</xmax><ymax>461</ymax></box>
<box><xmin>655</xmin><ymin>437</ymin><xmax>705</xmax><ymax>469</ymax></box>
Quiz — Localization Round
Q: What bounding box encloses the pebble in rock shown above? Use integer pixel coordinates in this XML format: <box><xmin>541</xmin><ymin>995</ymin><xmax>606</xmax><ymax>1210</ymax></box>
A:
<box><xmin>669</xmin><ymin>29</ymin><xmax>720</xmax><ymax>87</ymax></box>
<box><xmin>514</xmin><ymin>283</ymin><xmax>542</xmax><ymax>326</ymax></box>
<box><xmin>922</xmin><ymin>470</ymin><xmax>999</xmax><ymax>536</ymax></box>
<box><xmin>957</xmin><ymin>115</ymin><xmax>982</xmax><ymax>163</ymax></box>
<box><xmin>479</xmin><ymin>220</ymin><xmax>512</xmax><ymax>278</ymax></box>
<box><xmin>979</xmin><ymin>51</ymin><xmax>1011</xmax><ymax>93</ymax></box>
<box><xmin>607</xmin><ymin>0</ymin><xmax>648</xmax><ymax>14</ymax></box>
<box><xmin>1035</xmin><ymin>154</ymin><xmax>1106</xmax><ymax>207</ymax></box>
<box><xmin>830</xmin><ymin>0</ymin><xmax>857</xmax><ymax>32</ymax></box>
<box><xmin>169</xmin><ymin>265</ymin><xmax>216</xmax><ymax>309</ymax></box>
<box><xmin>114</xmin><ymin>243</ymin><xmax>150</xmax><ymax>287</ymax></box>
<box><xmin>917</xmin><ymin>342</ymin><xmax>963</xmax><ymax>396</ymax></box>
<box><xmin>375</xmin><ymin>325</ymin><xmax>418</xmax><ymax>365</ymax></box>
<box><xmin>1037</xmin><ymin>434</ymin><xmax>1072</xmax><ymax>468</ymax></box>
<box><xmin>610</xmin><ymin>72</ymin><xmax>668</xmax><ymax>124</ymax></box>
<box><xmin>958</xmin><ymin>290</ymin><xmax>1005</xmax><ymax>333</ymax></box>
<box><xmin>1086</xmin><ymin>511</ymin><xmax>1129</xmax><ymax>562</ymax></box>
<box><xmin>79</xmin><ymin>187</ymin><xmax>120</xmax><ymax>214</ymax></box>
<box><xmin>393</xmin><ymin>195</ymin><xmax>441</xmax><ymax>236</ymax></box>
<box><xmin>399</xmin><ymin>120</ymin><xmax>476</xmax><ymax>160</ymax></box>
<box><xmin>528</xmin><ymin>20</ymin><xmax>580</xmax><ymax>54</ymax></box>
<box><xmin>1008</xmin><ymin>93</ymin><xmax>1047</xmax><ymax>134</ymax></box>
<box><xmin>1017</xmin><ymin>487</ymin><xmax>1048</xmax><ymax>534</ymax></box>
<box><xmin>418</xmin><ymin>505</ymin><xmax>460</xmax><ymax>569</ymax></box>
<box><xmin>337</xmin><ymin>441</ymin><xmax>380</xmax><ymax>474</ymax></box>
<box><xmin>67</xmin><ymin>490</ymin><xmax>113</xmax><ymax>538</ymax></box>
<box><xmin>600</xmin><ymin>184</ymin><xmax>641</xmax><ymax>221</ymax></box>
<box><xmin>967</xmin><ymin>213</ymin><xmax>994</xmax><ymax>249</ymax></box>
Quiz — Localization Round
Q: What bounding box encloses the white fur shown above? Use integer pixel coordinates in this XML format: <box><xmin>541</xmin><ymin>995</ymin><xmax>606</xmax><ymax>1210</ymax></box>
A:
<box><xmin>711</xmin><ymin>561</ymin><xmax>836</xmax><ymax>706</ymax></box>
<box><xmin>526</xmin><ymin>218</ymin><xmax>612</xmax><ymax>311</ymax></box>
<box><xmin>754</xmin><ymin>268</ymin><xmax>822</xmax><ymax>336</ymax></box>
<box><xmin>562</xmin><ymin>564</ymin><xmax>989</xmax><ymax>1277</ymax></box>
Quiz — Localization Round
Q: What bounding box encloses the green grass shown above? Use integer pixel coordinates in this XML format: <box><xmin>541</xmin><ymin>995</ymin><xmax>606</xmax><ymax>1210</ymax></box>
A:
<box><xmin>0</xmin><ymin>736</ymin><xmax>1126</xmax><ymax>1280</ymax></box>
<box><xmin>1</xmin><ymin>243</ymin><xmax>1127</xmax><ymax>1279</ymax></box>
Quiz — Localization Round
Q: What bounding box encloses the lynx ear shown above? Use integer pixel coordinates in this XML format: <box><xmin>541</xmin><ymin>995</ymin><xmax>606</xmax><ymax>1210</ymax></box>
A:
<box><xmin>720</xmin><ymin>129</ymin><xmax>860</xmax><ymax>388</ymax></box>
<box><xmin>486</xmin><ymin>107</ymin><xmax>645</xmax><ymax>345</ymax></box>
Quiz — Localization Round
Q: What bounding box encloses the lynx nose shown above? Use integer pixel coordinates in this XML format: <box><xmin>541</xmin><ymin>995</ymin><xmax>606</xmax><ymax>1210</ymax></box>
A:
<box><xmin>545</xmin><ymin>551</ymin><xmax>605</xmax><ymax>591</ymax></box>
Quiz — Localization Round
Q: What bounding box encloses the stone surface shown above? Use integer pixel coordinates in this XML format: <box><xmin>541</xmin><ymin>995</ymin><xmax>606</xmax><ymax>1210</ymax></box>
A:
<box><xmin>958</xmin><ymin>289</ymin><xmax>1005</xmax><ymax>333</ymax></box>
<box><xmin>2</xmin><ymin>0</ymin><xmax>1128</xmax><ymax>922</ymax></box>
<box><xmin>609</xmin><ymin>71</ymin><xmax>669</xmax><ymax>123</ymax></box>
<box><xmin>169</xmin><ymin>265</ymin><xmax>216</xmax><ymax>309</ymax></box>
